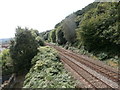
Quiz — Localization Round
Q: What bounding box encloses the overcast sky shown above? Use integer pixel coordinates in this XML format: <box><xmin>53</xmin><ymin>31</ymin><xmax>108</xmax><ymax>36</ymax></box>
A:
<box><xmin>0</xmin><ymin>0</ymin><xmax>94</xmax><ymax>39</ymax></box>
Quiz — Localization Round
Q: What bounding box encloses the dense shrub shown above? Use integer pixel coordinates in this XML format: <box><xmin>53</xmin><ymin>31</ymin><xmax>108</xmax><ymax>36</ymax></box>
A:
<box><xmin>39</xmin><ymin>2</ymin><xmax>120</xmax><ymax>66</ymax></box>
<box><xmin>62</xmin><ymin>14</ymin><xmax>77</xmax><ymax>43</ymax></box>
<box><xmin>31</xmin><ymin>29</ymin><xmax>45</xmax><ymax>46</ymax></box>
<box><xmin>49</xmin><ymin>29</ymin><xmax>56</xmax><ymax>43</ymax></box>
<box><xmin>56</xmin><ymin>26</ymin><xmax>67</xmax><ymax>45</ymax></box>
<box><xmin>23</xmin><ymin>46</ymin><xmax>76</xmax><ymax>88</ymax></box>
<box><xmin>39</xmin><ymin>30</ymin><xmax>51</xmax><ymax>41</ymax></box>
<box><xmin>0</xmin><ymin>49</ymin><xmax>13</xmax><ymax>75</ymax></box>
<box><xmin>10</xmin><ymin>27</ymin><xmax>44</xmax><ymax>74</ymax></box>
<box><xmin>77</xmin><ymin>3</ymin><xmax>120</xmax><ymax>53</ymax></box>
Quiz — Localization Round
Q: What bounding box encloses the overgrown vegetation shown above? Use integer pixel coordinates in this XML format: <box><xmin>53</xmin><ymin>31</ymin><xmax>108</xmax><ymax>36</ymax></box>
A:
<box><xmin>62</xmin><ymin>14</ymin><xmax>77</xmax><ymax>44</ymax></box>
<box><xmin>23</xmin><ymin>46</ymin><xmax>76</xmax><ymax>88</ymax></box>
<box><xmin>75</xmin><ymin>2</ymin><xmax>120</xmax><ymax>66</ymax></box>
<box><xmin>10</xmin><ymin>27</ymin><xmax>44</xmax><ymax>74</ymax></box>
<box><xmin>0</xmin><ymin>49</ymin><xmax>13</xmax><ymax>75</ymax></box>
<box><xmin>40</xmin><ymin>2</ymin><xmax>120</xmax><ymax>67</ymax></box>
<box><xmin>1</xmin><ymin>1</ymin><xmax>119</xmax><ymax>88</ymax></box>
<box><xmin>77</xmin><ymin>3</ymin><xmax>119</xmax><ymax>52</ymax></box>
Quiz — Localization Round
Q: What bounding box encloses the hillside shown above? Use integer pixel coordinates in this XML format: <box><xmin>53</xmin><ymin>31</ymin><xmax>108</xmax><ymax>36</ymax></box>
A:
<box><xmin>1</xmin><ymin>1</ymin><xmax>120</xmax><ymax>89</ymax></box>
<box><xmin>40</xmin><ymin>2</ymin><xmax>120</xmax><ymax>67</ymax></box>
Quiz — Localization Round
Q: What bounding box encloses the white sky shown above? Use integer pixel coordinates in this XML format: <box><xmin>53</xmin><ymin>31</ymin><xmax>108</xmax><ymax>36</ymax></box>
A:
<box><xmin>0</xmin><ymin>0</ymin><xmax>94</xmax><ymax>39</ymax></box>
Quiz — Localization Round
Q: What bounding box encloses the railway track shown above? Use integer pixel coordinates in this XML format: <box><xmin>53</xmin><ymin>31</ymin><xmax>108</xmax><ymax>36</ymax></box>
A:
<box><xmin>46</xmin><ymin>43</ymin><xmax>119</xmax><ymax>89</ymax></box>
<box><xmin>67</xmin><ymin>52</ymin><xmax>119</xmax><ymax>82</ymax></box>
<box><xmin>57</xmin><ymin>47</ymin><xmax>119</xmax><ymax>82</ymax></box>
<box><xmin>60</xmin><ymin>53</ymin><xmax>116</xmax><ymax>88</ymax></box>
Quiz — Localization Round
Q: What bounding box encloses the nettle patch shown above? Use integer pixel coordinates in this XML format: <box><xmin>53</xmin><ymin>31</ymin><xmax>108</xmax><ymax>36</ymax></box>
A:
<box><xmin>23</xmin><ymin>46</ymin><xmax>76</xmax><ymax>88</ymax></box>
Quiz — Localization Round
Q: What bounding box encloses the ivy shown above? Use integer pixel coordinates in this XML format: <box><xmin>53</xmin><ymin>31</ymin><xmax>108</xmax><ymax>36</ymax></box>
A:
<box><xmin>23</xmin><ymin>46</ymin><xmax>76</xmax><ymax>88</ymax></box>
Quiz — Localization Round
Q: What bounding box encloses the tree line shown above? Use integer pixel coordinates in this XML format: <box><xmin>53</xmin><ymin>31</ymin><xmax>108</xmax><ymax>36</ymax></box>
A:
<box><xmin>40</xmin><ymin>2</ymin><xmax>120</xmax><ymax>60</ymax></box>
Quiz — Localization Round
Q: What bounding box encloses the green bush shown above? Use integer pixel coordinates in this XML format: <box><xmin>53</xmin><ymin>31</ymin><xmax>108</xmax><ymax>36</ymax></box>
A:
<box><xmin>39</xmin><ymin>30</ymin><xmax>51</xmax><ymax>41</ymax></box>
<box><xmin>10</xmin><ymin>27</ymin><xmax>44</xmax><ymax>74</ymax></box>
<box><xmin>62</xmin><ymin>14</ymin><xmax>77</xmax><ymax>43</ymax></box>
<box><xmin>23</xmin><ymin>46</ymin><xmax>76</xmax><ymax>88</ymax></box>
<box><xmin>31</xmin><ymin>29</ymin><xmax>45</xmax><ymax>46</ymax></box>
<box><xmin>49</xmin><ymin>29</ymin><xmax>56</xmax><ymax>43</ymax></box>
<box><xmin>77</xmin><ymin>3</ymin><xmax>120</xmax><ymax>52</ymax></box>
<box><xmin>97</xmin><ymin>53</ymin><xmax>108</xmax><ymax>61</ymax></box>
<box><xmin>56</xmin><ymin>26</ymin><xmax>67</xmax><ymax>45</ymax></box>
<box><xmin>0</xmin><ymin>49</ymin><xmax>13</xmax><ymax>75</ymax></box>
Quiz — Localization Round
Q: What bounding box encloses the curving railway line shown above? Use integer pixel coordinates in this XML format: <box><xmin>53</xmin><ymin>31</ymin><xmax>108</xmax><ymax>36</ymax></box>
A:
<box><xmin>46</xmin><ymin>43</ymin><xmax>119</xmax><ymax>89</ymax></box>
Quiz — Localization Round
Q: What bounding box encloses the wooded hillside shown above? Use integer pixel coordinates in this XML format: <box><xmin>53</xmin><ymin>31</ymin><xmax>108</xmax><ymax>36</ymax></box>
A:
<box><xmin>40</xmin><ymin>2</ymin><xmax>120</xmax><ymax>67</ymax></box>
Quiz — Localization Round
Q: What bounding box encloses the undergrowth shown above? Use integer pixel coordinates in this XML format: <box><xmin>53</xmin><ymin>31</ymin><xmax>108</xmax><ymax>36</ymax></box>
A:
<box><xmin>23</xmin><ymin>46</ymin><xmax>77</xmax><ymax>88</ymax></box>
<box><xmin>62</xmin><ymin>44</ymin><xmax>119</xmax><ymax>68</ymax></box>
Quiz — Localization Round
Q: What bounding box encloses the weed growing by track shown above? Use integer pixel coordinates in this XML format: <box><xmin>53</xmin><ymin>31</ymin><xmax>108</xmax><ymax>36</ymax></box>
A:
<box><xmin>23</xmin><ymin>46</ymin><xmax>76</xmax><ymax>88</ymax></box>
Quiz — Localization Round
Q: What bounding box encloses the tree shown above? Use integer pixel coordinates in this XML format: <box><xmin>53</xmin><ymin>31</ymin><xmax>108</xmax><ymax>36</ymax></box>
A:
<box><xmin>10</xmin><ymin>27</ymin><xmax>43</xmax><ymax>74</ymax></box>
<box><xmin>56</xmin><ymin>26</ymin><xmax>67</xmax><ymax>45</ymax></box>
<box><xmin>49</xmin><ymin>29</ymin><xmax>56</xmax><ymax>43</ymax></box>
<box><xmin>31</xmin><ymin>29</ymin><xmax>44</xmax><ymax>46</ymax></box>
<box><xmin>77</xmin><ymin>3</ymin><xmax>120</xmax><ymax>52</ymax></box>
<box><xmin>62</xmin><ymin>14</ymin><xmax>77</xmax><ymax>43</ymax></box>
